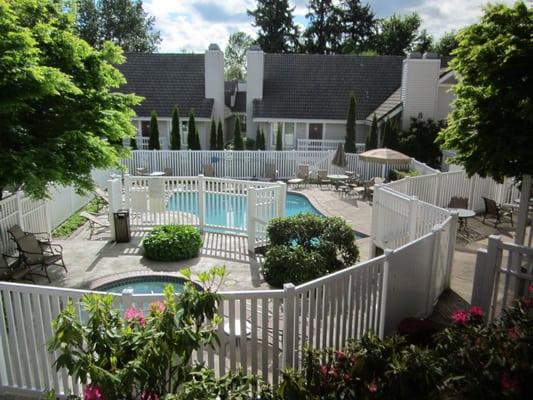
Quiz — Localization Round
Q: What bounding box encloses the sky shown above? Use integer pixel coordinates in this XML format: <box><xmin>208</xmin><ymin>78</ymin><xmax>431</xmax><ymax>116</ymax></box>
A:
<box><xmin>143</xmin><ymin>0</ymin><xmax>518</xmax><ymax>53</ymax></box>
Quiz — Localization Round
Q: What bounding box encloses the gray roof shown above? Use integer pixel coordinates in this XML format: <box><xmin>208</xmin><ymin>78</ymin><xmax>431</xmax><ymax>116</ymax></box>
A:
<box><xmin>366</xmin><ymin>88</ymin><xmax>402</xmax><ymax>121</ymax></box>
<box><xmin>117</xmin><ymin>53</ymin><xmax>213</xmax><ymax>118</ymax></box>
<box><xmin>253</xmin><ymin>54</ymin><xmax>404</xmax><ymax>120</ymax></box>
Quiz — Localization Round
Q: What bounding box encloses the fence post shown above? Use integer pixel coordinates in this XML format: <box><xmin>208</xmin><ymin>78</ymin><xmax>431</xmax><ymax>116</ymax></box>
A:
<box><xmin>276</xmin><ymin>182</ymin><xmax>287</xmax><ymax>217</ymax></box>
<box><xmin>471</xmin><ymin>235</ymin><xmax>501</xmax><ymax>316</ymax></box>
<box><xmin>247</xmin><ymin>186</ymin><xmax>256</xmax><ymax>255</ymax></box>
<box><xmin>15</xmin><ymin>191</ymin><xmax>24</xmax><ymax>230</ymax></box>
<box><xmin>282</xmin><ymin>283</ymin><xmax>296</xmax><ymax>369</ymax></box>
<box><xmin>369</xmin><ymin>185</ymin><xmax>381</xmax><ymax>258</ymax></box>
<box><xmin>198</xmin><ymin>174</ymin><xmax>205</xmax><ymax>231</ymax></box>
<box><xmin>121</xmin><ymin>288</ymin><xmax>134</xmax><ymax>310</ymax></box>
<box><xmin>426</xmin><ymin>225</ymin><xmax>442</xmax><ymax>316</ymax></box>
<box><xmin>468</xmin><ymin>175</ymin><xmax>476</xmax><ymax>210</ymax></box>
<box><xmin>408</xmin><ymin>196</ymin><xmax>419</xmax><ymax>241</ymax></box>
<box><xmin>123</xmin><ymin>174</ymin><xmax>132</xmax><ymax>212</ymax></box>
<box><xmin>433</xmin><ymin>171</ymin><xmax>442</xmax><ymax>206</ymax></box>
<box><xmin>379</xmin><ymin>249</ymin><xmax>393</xmax><ymax>338</ymax></box>
<box><xmin>445</xmin><ymin>211</ymin><xmax>459</xmax><ymax>288</ymax></box>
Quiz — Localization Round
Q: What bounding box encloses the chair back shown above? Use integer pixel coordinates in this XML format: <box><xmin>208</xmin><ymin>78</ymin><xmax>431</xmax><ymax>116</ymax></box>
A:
<box><xmin>16</xmin><ymin>235</ymin><xmax>43</xmax><ymax>265</ymax></box>
<box><xmin>448</xmin><ymin>196</ymin><xmax>469</xmax><ymax>209</ymax></box>
<box><xmin>94</xmin><ymin>187</ymin><xmax>109</xmax><ymax>204</ymax></box>
<box><xmin>203</xmin><ymin>164</ymin><xmax>214</xmax><ymax>177</ymax></box>
<box><xmin>296</xmin><ymin>165</ymin><xmax>309</xmax><ymax>179</ymax></box>
<box><xmin>136</xmin><ymin>167</ymin><xmax>147</xmax><ymax>176</ymax></box>
<box><xmin>264</xmin><ymin>163</ymin><xmax>277</xmax><ymax>180</ymax></box>
<box><xmin>317</xmin><ymin>170</ymin><xmax>328</xmax><ymax>180</ymax></box>
<box><xmin>483</xmin><ymin>197</ymin><xmax>499</xmax><ymax>215</ymax></box>
<box><xmin>8</xmin><ymin>225</ymin><xmax>25</xmax><ymax>240</ymax></box>
<box><xmin>164</xmin><ymin>168</ymin><xmax>173</xmax><ymax>176</ymax></box>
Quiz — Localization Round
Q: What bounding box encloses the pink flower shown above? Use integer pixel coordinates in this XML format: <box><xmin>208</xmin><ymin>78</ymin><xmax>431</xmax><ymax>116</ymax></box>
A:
<box><xmin>140</xmin><ymin>391</ymin><xmax>160</xmax><ymax>400</ymax></box>
<box><xmin>469</xmin><ymin>306</ymin><xmax>484</xmax><ymax>318</ymax></box>
<box><xmin>148</xmin><ymin>301</ymin><xmax>165</xmax><ymax>314</ymax></box>
<box><xmin>501</xmin><ymin>374</ymin><xmax>519</xmax><ymax>392</ymax></box>
<box><xmin>522</xmin><ymin>297</ymin><xmax>533</xmax><ymax>309</ymax></box>
<box><xmin>83</xmin><ymin>384</ymin><xmax>104</xmax><ymax>400</ymax></box>
<box><xmin>368</xmin><ymin>381</ymin><xmax>378</xmax><ymax>393</ymax></box>
<box><xmin>335</xmin><ymin>351</ymin><xmax>346</xmax><ymax>363</ymax></box>
<box><xmin>319</xmin><ymin>365</ymin><xmax>328</xmax><ymax>377</ymax></box>
<box><xmin>452</xmin><ymin>310</ymin><xmax>468</xmax><ymax>325</ymax></box>
<box><xmin>124</xmin><ymin>305</ymin><xmax>146</xmax><ymax>327</ymax></box>
<box><xmin>507</xmin><ymin>326</ymin><xmax>519</xmax><ymax>339</ymax></box>
<box><xmin>528</xmin><ymin>283</ymin><xmax>533</xmax><ymax>293</ymax></box>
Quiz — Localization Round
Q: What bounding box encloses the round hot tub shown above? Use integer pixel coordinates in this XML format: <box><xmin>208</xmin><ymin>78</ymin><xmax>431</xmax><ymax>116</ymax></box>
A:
<box><xmin>93</xmin><ymin>273</ymin><xmax>199</xmax><ymax>294</ymax></box>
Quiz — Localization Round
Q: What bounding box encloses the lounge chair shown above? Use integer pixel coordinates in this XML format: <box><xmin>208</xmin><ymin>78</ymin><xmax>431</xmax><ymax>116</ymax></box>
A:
<box><xmin>448</xmin><ymin>196</ymin><xmax>469</xmax><ymax>209</ymax></box>
<box><xmin>8</xmin><ymin>224</ymin><xmax>51</xmax><ymax>247</ymax></box>
<box><xmin>202</xmin><ymin>164</ymin><xmax>214</xmax><ymax>177</ymax></box>
<box><xmin>80</xmin><ymin>212</ymin><xmax>110</xmax><ymax>238</ymax></box>
<box><xmin>482</xmin><ymin>197</ymin><xmax>513</xmax><ymax>227</ymax></box>
<box><xmin>94</xmin><ymin>186</ymin><xmax>109</xmax><ymax>209</ymax></box>
<box><xmin>258</xmin><ymin>163</ymin><xmax>278</xmax><ymax>182</ymax></box>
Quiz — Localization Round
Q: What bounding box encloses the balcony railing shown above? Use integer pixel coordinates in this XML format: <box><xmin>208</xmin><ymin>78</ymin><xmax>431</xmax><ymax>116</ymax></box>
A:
<box><xmin>297</xmin><ymin>139</ymin><xmax>365</xmax><ymax>153</ymax></box>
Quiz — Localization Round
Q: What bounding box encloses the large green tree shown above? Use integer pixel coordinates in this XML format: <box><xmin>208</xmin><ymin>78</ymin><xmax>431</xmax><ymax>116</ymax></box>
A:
<box><xmin>224</xmin><ymin>32</ymin><xmax>255</xmax><ymax>81</ymax></box>
<box><xmin>75</xmin><ymin>0</ymin><xmax>161</xmax><ymax>51</ymax></box>
<box><xmin>438</xmin><ymin>2</ymin><xmax>533</xmax><ymax>182</ymax></box>
<box><xmin>338</xmin><ymin>0</ymin><xmax>376</xmax><ymax>54</ymax></box>
<box><xmin>345</xmin><ymin>94</ymin><xmax>357</xmax><ymax>153</ymax></box>
<box><xmin>303</xmin><ymin>0</ymin><xmax>342</xmax><ymax>54</ymax></box>
<box><xmin>434</xmin><ymin>31</ymin><xmax>459</xmax><ymax>57</ymax></box>
<box><xmin>413</xmin><ymin>29</ymin><xmax>435</xmax><ymax>54</ymax></box>
<box><xmin>399</xmin><ymin>117</ymin><xmax>444</xmax><ymax>168</ymax></box>
<box><xmin>372</xmin><ymin>13</ymin><xmax>421</xmax><ymax>55</ymax></box>
<box><xmin>170</xmin><ymin>106</ymin><xmax>180</xmax><ymax>150</ymax></box>
<box><xmin>0</xmin><ymin>0</ymin><xmax>140</xmax><ymax>199</ymax></box>
<box><xmin>248</xmin><ymin>0</ymin><xmax>300</xmax><ymax>53</ymax></box>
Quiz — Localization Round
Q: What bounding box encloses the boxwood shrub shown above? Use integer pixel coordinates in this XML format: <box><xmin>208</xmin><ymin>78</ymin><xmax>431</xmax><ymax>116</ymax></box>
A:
<box><xmin>143</xmin><ymin>225</ymin><xmax>202</xmax><ymax>261</ymax></box>
<box><xmin>262</xmin><ymin>214</ymin><xmax>359</xmax><ymax>287</ymax></box>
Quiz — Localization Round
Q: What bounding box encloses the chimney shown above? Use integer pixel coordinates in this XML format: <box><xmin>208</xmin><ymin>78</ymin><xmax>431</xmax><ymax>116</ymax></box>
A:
<box><xmin>400</xmin><ymin>52</ymin><xmax>441</xmax><ymax>129</ymax></box>
<box><xmin>205</xmin><ymin>43</ymin><xmax>225</xmax><ymax>121</ymax></box>
<box><xmin>246</xmin><ymin>45</ymin><xmax>264</xmax><ymax>136</ymax></box>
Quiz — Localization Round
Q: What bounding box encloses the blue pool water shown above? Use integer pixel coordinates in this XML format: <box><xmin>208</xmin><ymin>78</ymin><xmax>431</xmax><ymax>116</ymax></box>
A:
<box><xmin>96</xmin><ymin>276</ymin><xmax>187</xmax><ymax>294</ymax></box>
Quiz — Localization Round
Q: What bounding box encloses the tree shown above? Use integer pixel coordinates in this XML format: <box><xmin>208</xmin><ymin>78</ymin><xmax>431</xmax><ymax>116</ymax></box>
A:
<box><xmin>75</xmin><ymin>0</ymin><xmax>161</xmax><ymax>52</ymax></box>
<box><xmin>256</xmin><ymin>127</ymin><xmax>266</xmax><ymax>150</ymax></box>
<box><xmin>170</xmin><ymin>106</ymin><xmax>181</xmax><ymax>150</ymax></box>
<box><xmin>345</xmin><ymin>94</ymin><xmax>357</xmax><ymax>153</ymax></box>
<box><xmin>130</xmin><ymin>136</ymin><xmax>138</xmax><ymax>150</ymax></box>
<box><xmin>233</xmin><ymin>118</ymin><xmax>244</xmax><ymax>150</ymax></box>
<box><xmin>366</xmin><ymin>114</ymin><xmax>378</xmax><ymax>150</ymax></box>
<box><xmin>148</xmin><ymin>111</ymin><xmax>160</xmax><ymax>150</ymax></box>
<box><xmin>303</xmin><ymin>0</ymin><xmax>342</xmax><ymax>54</ymax></box>
<box><xmin>382</xmin><ymin>119</ymin><xmax>399</xmax><ymax>149</ymax></box>
<box><xmin>194</xmin><ymin>129</ymin><xmax>202</xmax><ymax>150</ymax></box>
<box><xmin>398</xmin><ymin>117</ymin><xmax>444</xmax><ymax>168</ymax></box>
<box><xmin>434</xmin><ymin>31</ymin><xmax>459</xmax><ymax>56</ymax></box>
<box><xmin>275</xmin><ymin>126</ymin><xmax>283</xmax><ymax>150</ymax></box>
<box><xmin>210</xmin><ymin>119</ymin><xmax>217</xmax><ymax>150</ymax></box>
<box><xmin>224</xmin><ymin>32</ymin><xmax>255</xmax><ymax>81</ymax></box>
<box><xmin>0</xmin><ymin>0</ymin><xmax>140</xmax><ymax>199</ymax></box>
<box><xmin>338</xmin><ymin>0</ymin><xmax>376</xmax><ymax>54</ymax></box>
<box><xmin>247</xmin><ymin>0</ymin><xmax>300</xmax><ymax>53</ymax></box>
<box><xmin>372</xmin><ymin>13</ymin><xmax>421</xmax><ymax>55</ymax></box>
<box><xmin>187</xmin><ymin>111</ymin><xmax>197</xmax><ymax>150</ymax></box>
<box><xmin>216</xmin><ymin>120</ymin><xmax>224</xmax><ymax>150</ymax></box>
<box><xmin>438</xmin><ymin>2</ymin><xmax>533</xmax><ymax>182</ymax></box>
<box><xmin>413</xmin><ymin>29</ymin><xmax>435</xmax><ymax>54</ymax></box>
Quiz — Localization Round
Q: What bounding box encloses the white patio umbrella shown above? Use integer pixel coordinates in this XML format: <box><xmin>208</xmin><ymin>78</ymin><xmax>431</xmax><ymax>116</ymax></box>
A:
<box><xmin>359</xmin><ymin>148</ymin><xmax>411</xmax><ymax>179</ymax></box>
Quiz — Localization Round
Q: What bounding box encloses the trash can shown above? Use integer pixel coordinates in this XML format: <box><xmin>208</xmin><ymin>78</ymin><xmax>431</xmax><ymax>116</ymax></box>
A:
<box><xmin>113</xmin><ymin>209</ymin><xmax>131</xmax><ymax>242</ymax></box>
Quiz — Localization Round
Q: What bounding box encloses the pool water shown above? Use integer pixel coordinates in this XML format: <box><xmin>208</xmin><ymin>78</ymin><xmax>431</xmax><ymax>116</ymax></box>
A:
<box><xmin>96</xmin><ymin>276</ymin><xmax>187</xmax><ymax>294</ymax></box>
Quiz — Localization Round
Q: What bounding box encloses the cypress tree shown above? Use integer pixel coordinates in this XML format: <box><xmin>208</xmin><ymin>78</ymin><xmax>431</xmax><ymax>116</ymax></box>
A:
<box><xmin>366</xmin><ymin>114</ymin><xmax>378</xmax><ymax>150</ymax></box>
<box><xmin>256</xmin><ymin>127</ymin><xmax>264</xmax><ymax>150</ymax></box>
<box><xmin>148</xmin><ymin>111</ymin><xmax>160</xmax><ymax>150</ymax></box>
<box><xmin>210</xmin><ymin>119</ymin><xmax>217</xmax><ymax>150</ymax></box>
<box><xmin>187</xmin><ymin>111</ymin><xmax>196</xmax><ymax>150</ymax></box>
<box><xmin>382</xmin><ymin>119</ymin><xmax>399</xmax><ymax>149</ymax></box>
<box><xmin>345</xmin><ymin>94</ymin><xmax>357</xmax><ymax>153</ymax></box>
<box><xmin>233</xmin><ymin>118</ymin><xmax>244</xmax><ymax>150</ymax></box>
<box><xmin>170</xmin><ymin>106</ymin><xmax>180</xmax><ymax>150</ymax></box>
<box><xmin>194</xmin><ymin>128</ymin><xmax>202</xmax><ymax>150</ymax></box>
<box><xmin>217</xmin><ymin>120</ymin><xmax>224</xmax><ymax>150</ymax></box>
<box><xmin>275</xmin><ymin>125</ymin><xmax>283</xmax><ymax>150</ymax></box>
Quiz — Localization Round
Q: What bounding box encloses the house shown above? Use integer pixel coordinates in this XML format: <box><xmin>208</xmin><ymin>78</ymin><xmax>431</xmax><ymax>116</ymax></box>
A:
<box><xmin>117</xmin><ymin>44</ymin><xmax>456</xmax><ymax>151</ymax></box>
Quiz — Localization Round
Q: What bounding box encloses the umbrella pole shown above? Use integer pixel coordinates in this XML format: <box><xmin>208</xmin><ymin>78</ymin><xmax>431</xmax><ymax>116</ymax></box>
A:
<box><xmin>381</xmin><ymin>164</ymin><xmax>386</xmax><ymax>180</ymax></box>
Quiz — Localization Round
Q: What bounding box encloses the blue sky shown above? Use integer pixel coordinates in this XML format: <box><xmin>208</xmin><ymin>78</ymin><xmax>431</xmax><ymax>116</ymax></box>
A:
<box><xmin>144</xmin><ymin>0</ymin><xmax>516</xmax><ymax>53</ymax></box>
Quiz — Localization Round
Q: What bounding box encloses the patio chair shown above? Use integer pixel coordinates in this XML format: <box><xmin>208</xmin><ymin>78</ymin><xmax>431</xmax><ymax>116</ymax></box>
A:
<box><xmin>164</xmin><ymin>167</ymin><xmax>173</xmax><ymax>176</ymax></box>
<box><xmin>136</xmin><ymin>167</ymin><xmax>147</xmax><ymax>176</ymax></box>
<box><xmin>8</xmin><ymin>224</ymin><xmax>51</xmax><ymax>248</ymax></box>
<box><xmin>296</xmin><ymin>165</ymin><xmax>310</xmax><ymax>184</ymax></box>
<box><xmin>202</xmin><ymin>164</ymin><xmax>214</xmax><ymax>177</ymax></box>
<box><xmin>448</xmin><ymin>196</ymin><xmax>469</xmax><ymax>209</ymax></box>
<box><xmin>93</xmin><ymin>186</ymin><xmax>109</xmax><ymax>210</ymax></box>
<box><xmin>317</xmin><ymin>170</ymin><xmax>331</xmax><ymax>189</ymax></box>
<box><xmin>258</xmin><ymin>163</ymin><xmax>278</xmax><ymax>182</ymax></box>
<box><xmin>482</xmin><ymin>197</ymin><xmax>513</xmax><ymax>227</ymax></box>
<box><xmin>13</xmin><ymin>234</ymin><xmax>67</xmax><ymax>282</ymax></box>
<box><xmin>80</xmin><ymin>212</ymin><xmax>110</xmax><ymax>238</ymax></box>
<box><xmin>0</xmin><ymin>253</ymin><xmax>41</xmax><ymax>282</ymax></box>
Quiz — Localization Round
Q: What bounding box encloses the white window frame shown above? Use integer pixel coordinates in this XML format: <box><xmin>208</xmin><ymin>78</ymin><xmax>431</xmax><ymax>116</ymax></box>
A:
<box><xmin>270</xmin><ymin>121</ymin><xmax>296</xmax><ymax>149</ymax></box>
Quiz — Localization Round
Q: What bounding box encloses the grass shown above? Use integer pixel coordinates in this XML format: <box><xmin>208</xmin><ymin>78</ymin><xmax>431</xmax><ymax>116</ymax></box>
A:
<box><xmin>52</xmin><ymin>197</ymin><xmax>105</xmax><ymax>238</ymax></box>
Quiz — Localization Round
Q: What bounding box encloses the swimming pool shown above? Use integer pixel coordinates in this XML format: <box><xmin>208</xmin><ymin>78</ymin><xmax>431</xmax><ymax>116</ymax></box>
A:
<box><xmin>95</xmin><ymin>275</ymin><xmax>190</xmax><ymax>294</ymax></box>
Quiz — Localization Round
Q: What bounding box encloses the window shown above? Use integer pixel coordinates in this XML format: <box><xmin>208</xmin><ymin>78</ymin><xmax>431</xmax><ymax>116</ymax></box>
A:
<box><xmin>271</xmin><ymin>122</ymin><xmax>295</xmax><ymax>148</ymax></box>
<box><xmin>141</xmin><ymin>121</ymin><xmax>151</xmax><ymax>137</ymax></box>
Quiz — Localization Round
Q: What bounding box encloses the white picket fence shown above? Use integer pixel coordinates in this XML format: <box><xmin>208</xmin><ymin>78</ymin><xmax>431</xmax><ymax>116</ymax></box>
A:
<box><xmin>122</xmin><ymin>150</ymin><xmax>413</xmax><ymax>181</ymax></box>
<box><xmin>296</xmin><ymin>139</ymin><xmax>365</xmax><ymax>153</ymax></box>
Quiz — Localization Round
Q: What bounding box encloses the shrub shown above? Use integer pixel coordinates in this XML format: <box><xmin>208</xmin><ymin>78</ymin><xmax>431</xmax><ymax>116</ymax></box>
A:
<box><xmin>263</xmin><ymin>214</ymin><xmax>359</xmax><ymax>287</ymax></box>
<box><xmin>388</xmin><ymin>169</ymin><xmax>420</xmax><ymax>181</ymax></box>
<box><xmin>143</xmin><ymin>225</ymin><xmax>202</xmax><ymax>261</ymax></box>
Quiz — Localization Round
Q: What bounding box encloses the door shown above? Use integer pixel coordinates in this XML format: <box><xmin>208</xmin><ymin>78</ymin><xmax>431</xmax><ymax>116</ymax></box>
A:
<box><xmin>309</xmin><ymin>123</ymin><xmax>323</xmax><ymax>140</ymax></box>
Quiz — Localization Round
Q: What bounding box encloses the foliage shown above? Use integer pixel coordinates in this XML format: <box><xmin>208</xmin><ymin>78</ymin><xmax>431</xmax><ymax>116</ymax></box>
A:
<box><xmin>187</xmin><ymin>112</ymin><xmax>201</xmax><ymax>150</ymax></box>
<box><xmin>263</xmin><ymin>214</ymin><xmax>359</xmax><ymax>287</ymax></box>
<box><xmin>143</xmin><ymin>225</ymin><xmax>203</xmax><ymax>261</ymax></box>
<box><xmin>148</xmin><ymin>111</ymin><xmax>160</xmax><ymax>150</ymax></box>
<box><xmin>170</xmin><ymin>106</ymin><xmax>181</xmax><ymax>150</ymax></box>
<box><xmin>434</xmin><ymin>31</ymin><xmax>458</xmax><ymax>56</ymax></box>
<box><xmin>245</xmin><ymin>137</ymin><xmax>256</xmax><ymax>150</ymax></box>
<box><xmin>344</xmin><ymin>94</ymin><xmax>357</xmax><ymax>153</ymax></box>
<box><xmin>224</xmin><ymin>32</ymin><xmax>255</xmax><ymax>80</ymax></box>
<box><xmin>398</xmin><ymin>117</ymin><xmax>445</xmax><ymax>168</ymax></box>
<box><xmin>216</xmin><ymin>120</ymin><xmax>224</xmax><ymax>150</ymax></box>
<box><xmin>303</xmin><ymin>0</ymin><xmax>342</xmax><ymax>54</ymax></box>
<box><xmin>413</xmin><ymin>28</ymin><xmax>434</xmax><ymax>54</ymax></box>
<box><xmin>52</xmin><ymin>198</ymin><xmax>104</xmax><ymax>238</ymax></box>
<box><xmin>372</xmin><ymin>13</ymin><xmax>421</xmax><ymax>55</ymax></box>
<box><xmin>381</xmin><ymin>118</ymin><xmax>399</xmax><ymax>149</ymax></box>
<box><xmin>388</xmin><ymin>169</ymin><xmax>420</xmax><ymax>182</ymax></box>
<box><xmin>210</xmin><ymin>119</ymin><xmax>217</xmax><ymax>150</ymax></box>
<box><xmin>257</xmin><ymin>129</ymin><xmax>266</xmax><ymax>150</ymax></box>
<box><xmin>437</xmin><ymin>2</ymin><xmax>533</xmax><ymax>182</ymax></box>
<box><xmin>233</xmin><ymin>118</ymin><xmax>244</xmax><ymax>150</ymax></box>
<box><xmin>247</xmin><ymin>0</ymin><xmax>300</xmax><ymax>53</ymax></box>
<box><xmin>48</xmin><ymin>268</ymin><xmax>226</xmax><ymax>399</ymax></box>
<box><xmin>366</xmin><ymin>114</ymin><xmax>378</xmax><ymax>150</ymax></box>
<box><xmin>338</xmin><ymin>0</ymin><xmax>375</xmax><ymax>54</ymax></box>
<box><xmin>275</xmin><ymin>126</ymin><xmax>283</xmax><ymax>151</ymax></box>
<box><xmin>130</xmin><ymin>136</ymin><xmax>138</xmax><ymax>150</ymax></box>
<box><xmin>75</xmin><ymin>0</ymin><xmax>161</xmax><ymax>52</ymax></box>
<box><xmin>0</xmin><ymin>0</ymin><xmax>140</xmax><ymax>199</ymax></box>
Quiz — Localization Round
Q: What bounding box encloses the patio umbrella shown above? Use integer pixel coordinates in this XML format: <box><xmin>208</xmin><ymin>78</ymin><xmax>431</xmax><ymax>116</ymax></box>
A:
<box><xmin>332</xmin><ymin>143</ymin><xmax>347</xmax><ymax>168</ymax></box>
<box><xmin>359</xmin><ymin>148</ymin><xmax>411</xmax><ymax>179</ymax></box>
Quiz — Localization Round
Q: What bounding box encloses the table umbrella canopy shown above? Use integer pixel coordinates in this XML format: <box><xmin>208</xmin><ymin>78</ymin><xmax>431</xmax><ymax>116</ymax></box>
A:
<box><xmin>332</xmin><ymin>143</ymin><xmax>347</xmax><ymax>167</ymax></box>
<box><xmin>359</xmin><ymin>148</ymin><xmax>411</xmax><ymax>164</ymax></box>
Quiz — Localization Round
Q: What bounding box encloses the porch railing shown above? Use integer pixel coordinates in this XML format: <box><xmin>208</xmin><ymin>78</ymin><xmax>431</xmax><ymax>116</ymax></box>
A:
<box><xmin>297</xmin><ymin>139</ymin><xmax>365</xmax><ymax>153</ymax></box>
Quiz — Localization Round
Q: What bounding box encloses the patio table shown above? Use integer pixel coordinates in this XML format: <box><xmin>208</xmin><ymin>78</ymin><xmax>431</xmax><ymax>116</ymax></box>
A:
<box><xmin>149</xmin><ymin>171</ymin><xmax>165</xmax><ymax>176</ymax></box>
<box><xmin>448</xmin><ymin>208</ymin><xmax>476</xmax><ymax>234</ymax></box>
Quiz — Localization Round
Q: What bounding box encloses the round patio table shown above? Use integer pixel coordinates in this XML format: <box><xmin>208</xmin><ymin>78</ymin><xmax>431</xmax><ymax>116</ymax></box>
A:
<box><xmin>448</xmin><ymin>208</ymin><xmax>475</xmax><ymax>232</ymax></box>
<box><xmin>149</xmin><ymin>171</ymin><xmax>165</xmax><ymax>176</ymax></box>
<box><xmin>327</xmin><ymin>174</ymin><xmax>348</xmax><ymax>181</ymax></box>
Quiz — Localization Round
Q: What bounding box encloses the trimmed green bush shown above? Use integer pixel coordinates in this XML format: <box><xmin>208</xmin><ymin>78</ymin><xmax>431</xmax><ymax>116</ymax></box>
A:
<box><xmin>143</xmin><ymin>225</ymin><xmax>202</xmax><ymax>261</ymax></box>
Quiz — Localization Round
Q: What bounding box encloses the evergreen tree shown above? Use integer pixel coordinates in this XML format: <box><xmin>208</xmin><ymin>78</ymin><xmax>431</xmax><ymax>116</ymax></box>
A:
<box><xmin>187</xmin><ymin>111</ymin><xmax>196</xmax><ymax>150</ymax></box>
<box><xmin>413</xmin><ymin>29</ymin><xmax>435</xmax><ymax>54</ymax></box>
<box><xmin>170</xmin><ymin>106</ymin><xmax>180</xmax><ymax>150</ymax></box>
<box><xmin>217</xmin><ymin>120</ymin><xmax>224</xmax><ymax>150</ymax></box>
<box><xmin>224</xmin><ymin>32</ymin><xmax>255</xmax><ymax>80</ymax></box>
<box><xmin>247</xmin><ymin>0</ymin><xmax>300</xmax><ymax>53</ymax></box>
<box><xmin>194</xmin><ymin>129</ymin><xmax>201</xmax><ymax>150</ymax></box>
<box><xmin>338</xmin><ymin>0</ymin><xmax>376</xmax><ymax>54</ymax></box>
<box><xmin>275</xmin><ymin>126</ymin><xmax>283</xmax><ymax>150</ymax></box>
<box><xmin>233</xmin><ymin>118</ymin><xmax>244</xmax><ymax>150</ymax></box>
<box><xmin>345</xmin><ymin>94</ymin><xmax>357</xmax><ymax>153</ymax></box>
<box><xmin>303</xmin><ymin>0</ymin><xmax>342</xmax><ymax>54</ymax></box>
<box><xmin>130</xmin><ymin>136</ymin><xmax>138</xmax><ymax>150</ymax></box>
<box><xmin>372</xmin><ymin>13</ymin><xmax>421</xmax><ymax>55</ymax></box>
<box><xmin>366</xmin><ymin>114</ymin><xmax>378</xmax><ymax>150</ymax></box>
<box><xmin>382</xmin><ymin>119</ymin><xmax>399</xmax><ymax>149</ymax></box>
<box><xmin>210</xmin><ymin>119</ymin><xmax>217</xmax><ymax>150</ymax></box>
<box><xmin>148</xmin><ymin>111</ymin><xmax>160</xmax><ymax>150</ymax></box>
<box><xmin>76</xmin><ymin>0</ymin><xmax>161</xmax><ymax>51</ymax></box>
<box><xmin>434</xmin><ymin>31</ymin><xmax>458</xmax><ymax>56</ymax></box>
<box><xmin>256</xmin><ymin>127</ymin><xmax>265</xmax><ymax>150</ymax></box>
